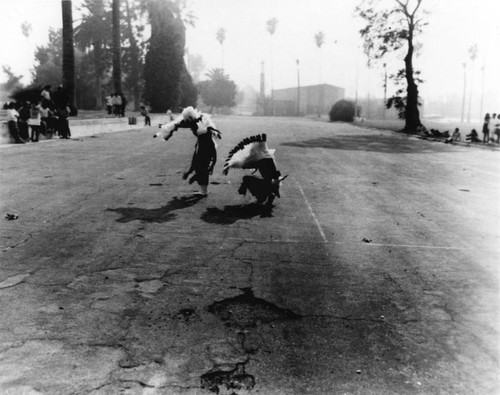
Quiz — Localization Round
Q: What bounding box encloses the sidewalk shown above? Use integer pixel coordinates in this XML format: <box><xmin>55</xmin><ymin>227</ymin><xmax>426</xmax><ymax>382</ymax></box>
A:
<box><xmin>0</xmin><ymin>112</ymin><xmax>171</xmax><ymax>145</ymax></box>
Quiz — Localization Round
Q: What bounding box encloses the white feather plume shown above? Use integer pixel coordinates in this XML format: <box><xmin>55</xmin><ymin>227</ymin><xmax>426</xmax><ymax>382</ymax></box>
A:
<box><xmin>223</xmin><ymin>134</ymin><xmax>275</xmax><ymax>175</ymax></box>
<box><xmin>154</xmin><ymin>121</ymin><xmax>176</xmax><ymax>140</ymax></box>
<box><xmin>182</xmin><ymin>106</ymin><xmax>200</xmax><ymax>121</ymax></box>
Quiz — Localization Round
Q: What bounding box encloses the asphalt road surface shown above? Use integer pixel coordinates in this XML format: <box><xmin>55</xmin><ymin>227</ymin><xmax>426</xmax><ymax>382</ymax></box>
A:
<box><xmin>1</xmin><ymin>116</ymin><xmax>499</xmax><ymax>395</ymax></box>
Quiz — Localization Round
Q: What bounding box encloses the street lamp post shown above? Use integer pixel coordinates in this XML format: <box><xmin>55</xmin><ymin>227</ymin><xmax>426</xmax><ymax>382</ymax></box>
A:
<box><xmin>461</xmin><ymin>62</ymin><xmax>467</xmax><ymax>123</ymax></box>
<box><xmin>296</xmin><ymin>59</ymin><xmax>301</xmax><ymax>116</ymax></box>
<box><xmin>383</xmin><ymin>63</ymin><xmax>387</xmax><ymax>120</ymax></box>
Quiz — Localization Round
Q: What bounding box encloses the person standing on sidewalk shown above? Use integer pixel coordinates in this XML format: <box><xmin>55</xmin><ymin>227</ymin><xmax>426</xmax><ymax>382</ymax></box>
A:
<box><xmin>482</xmin><ymin>113</ymin><xmax>490</xmax><ymax>143</ymax></box>
<box><xmin>488</xmin><ymin>113</ymin><xmax>496</xmax><ymax>143</ymax></box>
<box><xmin>140</xmin><ymin>106</ymin><xmax>151</xmax><ymax>126</ymax></box>
<box><xmin>6</xmin><ymin>102</ymin><xmax>25</xmax><ymax>144</ymax></box>
<box><xmin>154</xmin><ymin>106</ymin><xmax>221</xmax><ymax>196</ymax></box>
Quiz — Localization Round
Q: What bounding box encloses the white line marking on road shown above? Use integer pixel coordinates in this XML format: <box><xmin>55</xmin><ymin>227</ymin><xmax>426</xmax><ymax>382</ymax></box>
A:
<box><xmin>296</xmin><ymin>181</ymin><xmax>328</xmax><ymax>243</ymax></box>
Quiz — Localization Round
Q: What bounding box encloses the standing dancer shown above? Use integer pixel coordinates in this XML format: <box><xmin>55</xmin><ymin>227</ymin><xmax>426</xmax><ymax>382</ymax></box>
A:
<box><xmin>154</xmin><ymin>107</ymin><xmax>221</xmax><ymax>196</ymax></box>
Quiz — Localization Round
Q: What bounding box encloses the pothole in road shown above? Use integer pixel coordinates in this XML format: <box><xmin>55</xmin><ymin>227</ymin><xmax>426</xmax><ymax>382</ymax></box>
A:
<box><xmin>207</xmin><ymin>288</ymin><xmax>300</xmax><ymax>328</ymax></box>
<box><xmin>173</xmin><ymin>308</ymin><xmax>198</xmax><ymax>324</ymax></box>
<box><xmin>201</xmin><ymin>363</ymin><xmax>255</xmax><ymax>394</ymax></box>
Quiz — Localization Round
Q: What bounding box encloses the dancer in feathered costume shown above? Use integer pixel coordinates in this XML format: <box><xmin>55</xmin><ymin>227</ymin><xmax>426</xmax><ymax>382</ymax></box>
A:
<box><xmin>223</xmin><ymin>134</ymin><xmax>287</xmax><ymax>206</ymax></box>
<box><xmin>154</xmin><ymin>107</ymin><xmax>221</xmax><ymax>196</ymax></box>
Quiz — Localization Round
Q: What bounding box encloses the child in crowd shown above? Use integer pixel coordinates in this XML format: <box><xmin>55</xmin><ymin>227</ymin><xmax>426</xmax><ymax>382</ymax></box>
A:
<box><xmin>140</xmin><ymin>106</ymin><xmax>151</xmax><ymax>126</ymax></box>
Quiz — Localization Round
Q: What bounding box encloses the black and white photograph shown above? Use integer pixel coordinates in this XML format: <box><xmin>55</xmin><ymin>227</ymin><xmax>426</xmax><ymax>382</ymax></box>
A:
<box><xmin>0</xmin><ymin>0</ymin><xmax>499</xmax><ymax>394</ymax></box>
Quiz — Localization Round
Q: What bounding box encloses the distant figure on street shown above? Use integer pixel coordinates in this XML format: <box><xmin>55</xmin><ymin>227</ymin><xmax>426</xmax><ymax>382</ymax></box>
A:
<box><xmin>494</xmin><ymin>113</ymin><xmax>500</xmax><ymax>144</ymax></box>
<box><xmin>41</xmin><ymin>85</ymin><xmax>53</xmax><ymax>109</ymax></box>
<box><xmin>17</xmin><ymin>101</ymin><xmax>31</xmax><ymax>141</ymax></box>
<box><xmin>465</xmin><ymin>129</ymin><xmax>480</xmax><ymax>143</ymax></box>
<box><xmin>120</xmin><ymin>93</ymin><xmax>127</xmax><ymax>117</ymax></box>
<box><xmin>6</xmin><ymin>102</ymin><xmax>25</xmax><ymax>144</ymax></box>
<box><xmin>482</xmin><ymin>113</ymin><xmax>490</xmax><ymax>143</ymax></box>
<box><xmin>29</xmin><ymin>103</ymin><xmax>41</xmax><ymax>142</ymax></box>
<box><xmin>140</xmin><ymin>105</ymin><xmax>151</xmax><ymax>126</ymax></box>
<box><xmin>105</xmin><ymin>94</ymin><xmax>113</xmax><ymax>115</ymax></box>
<box><xmin>56</xmin><ymin>104</ymin><xmax>71</xmax><ymax>139</ymax></box>
<box><xmin>112</xmin><ymin>93</ymin><xmax>122</xmax><ymax>117</ymax></box>
<box><xmin>38</xmin><ymin>102</ymin><xmax>55</xmax><ymax>136</ymax></box>
<box><xmin>488</xmin><ymin>114</ymin><xmax>496</xmax><ymax>143</ymax></box>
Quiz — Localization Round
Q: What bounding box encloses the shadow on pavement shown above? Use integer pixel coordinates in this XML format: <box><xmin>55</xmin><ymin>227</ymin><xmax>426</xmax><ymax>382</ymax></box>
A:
<box><xmin>106</xmin><ymin>195</ymin><xmax>205</xmax><ymax>223</ymax></box>
<box><xmin>282</xmin><ymin>134</ymin><xmax>461</xmax><ymax>154</ymax></box>
<box><xmin>201</xmin><ymin>203</ymin><xmax>273</xmax><ymax>224</ymax></box>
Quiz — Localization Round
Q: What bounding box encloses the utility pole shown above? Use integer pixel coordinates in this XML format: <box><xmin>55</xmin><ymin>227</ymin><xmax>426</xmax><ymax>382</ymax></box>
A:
<box><xmin>296</xmin><ymin>59</ymin><xmax>300</xmax><ymax>116</ymax></box>
<box><xmin>259</xmin><ymin>61</ymin><xmax>265</xmax><ymax>115</ymax></box>
<box><xmin>355</xmin><ymin>45</ymin><xmax>359</xmax><ymax>118</ymax></box>
<box><xmin>479</xmin><ymin>63</ymin><xmax>485</xmax><ymax>121</ymax></box>
<box><xmin>461</xmin><ymin>62</ymin><xmax>466</xmax><ymax>123</ymax></box>
<box><xmin>383</xmin><ymin>63</ymin><xmax>387</xmax><ymax>120</ymax></box>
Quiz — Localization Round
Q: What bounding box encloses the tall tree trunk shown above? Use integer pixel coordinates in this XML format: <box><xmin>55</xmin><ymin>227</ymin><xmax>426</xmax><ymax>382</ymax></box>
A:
<box><xmin>61</xmin><ymin>0</ymin><xmax>76</xmax><ymax>109</ymax></box>
<box><xmin>404</xmin><ymin>18</ymin><xmax>421</xmax><ymax>133</ymax></box>
<box><xmin>112</xmin><ymin>0</ymin><xmax>122</xmax><ymax>93</ymax></box>
<box><xmin>93</xmin><ymin>39</ymin><xmax>103</xmax><ymax>109</ymax></box>
<box><xmin>125</xmin><ymin>0</ymin><xmax>140</xmax><ymax>110</ymax></box>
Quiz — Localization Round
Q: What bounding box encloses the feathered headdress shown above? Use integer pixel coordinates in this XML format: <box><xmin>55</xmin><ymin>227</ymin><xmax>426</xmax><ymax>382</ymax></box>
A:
<box><xmin>182</xmin><ymin>106</ymin><xmax>201</xmax><ymax>121</ymax></box>
<box><xmin>223</xmin><ymin>134</ymin><xmax>275</xmax><ymax>175</ymax></box>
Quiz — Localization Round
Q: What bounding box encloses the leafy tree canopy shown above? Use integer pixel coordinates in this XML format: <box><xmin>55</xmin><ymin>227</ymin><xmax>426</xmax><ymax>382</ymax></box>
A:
<box><xmin>356</xmin><ymin>0</ymin><xmax>427</xmax><ymax>132</ymax></box>
<box><xmin>198</xmin><ymin>68</ymin><xmax>237</xmax><ymax>112</ymax></box>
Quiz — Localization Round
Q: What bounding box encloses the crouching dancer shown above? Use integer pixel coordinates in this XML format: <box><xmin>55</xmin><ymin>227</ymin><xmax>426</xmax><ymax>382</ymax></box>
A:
<box><xmin>154</xmin><ymin>107</ymin><xmax>221</xmax><ymax>196</ymax></box>
<box><xmin>223</xmin><ymin>134</ymin><xmax>287</xmax><ymax>207</ymax></box>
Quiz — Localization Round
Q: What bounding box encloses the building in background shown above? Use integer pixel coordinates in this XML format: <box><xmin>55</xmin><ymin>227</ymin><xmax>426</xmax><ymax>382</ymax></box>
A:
<box><xmin>272</xmin><ymin>83</ymin><xmax>344</xmax><ymax>116</ymax></box>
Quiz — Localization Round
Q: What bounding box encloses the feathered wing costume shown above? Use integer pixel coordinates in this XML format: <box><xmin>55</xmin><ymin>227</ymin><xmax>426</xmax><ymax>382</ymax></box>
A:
<box><xmin>153</xmin><ymin>107</ymin><xmax>221</xmax><ymax>196</ymax></box>
<box><xmin>223</xmin><ymin>134</ymin><xmax>287</xmax><ymax>206</ymax></box>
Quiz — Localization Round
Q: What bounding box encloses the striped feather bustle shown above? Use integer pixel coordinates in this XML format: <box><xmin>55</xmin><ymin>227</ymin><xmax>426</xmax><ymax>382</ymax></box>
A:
<box><xmin>222</xmin><ymin>134</ymin><xmax>267</xmax><ymax>175</ymax></box>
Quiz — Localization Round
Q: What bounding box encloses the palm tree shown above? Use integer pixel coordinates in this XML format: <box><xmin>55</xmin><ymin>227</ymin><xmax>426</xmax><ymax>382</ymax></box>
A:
<box><xmin>266</xmin><ymin>17</ymin><xmax>278</xmax><ymax>114</ymax></box>
<box><xmin>124</xmin><ymin>0</ymin><xmax>141</xmax><ymax>110</ymax></box>
<box><xmin>62</xmin><ymin>0</ymin><xmax>76</xmax><ymax>109</ymax></box>
<box><xmin>467</xmin><ymin>44</ymin><xmax>478</xmax><ymax>123</ymax></box>
<box><xmin>74</xmin><ymin>0</ymin><xmax>111</xmax><ymax>109</ymax></box>
<box><xmin>314</xmin><ymin>31</ymin><xmax>325</xmax><ymax>83</ymax></box>
<box><xmin>216</xmin><ymin>27</ymin><xmax>226</xmax><ymax>70</ymax></box>
<box><xmin>112</xmin><ymin>0</ymin><xmax>122</xmax><ymax>94</ymax></box>
<box><xmin>314</xmin><ymin>31</ymin><xmax>325</xmax><ymax>116</ymax></box>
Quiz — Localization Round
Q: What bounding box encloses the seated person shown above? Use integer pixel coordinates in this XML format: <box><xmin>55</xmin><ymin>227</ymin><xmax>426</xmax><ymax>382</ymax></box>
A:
<box><xmin>445</xmin><ymin>128</ymin><xmax>461</xmax><ymax>143</ymax></box>
<box><xmin>465</xmin><ymin>129</ymin><xmax>480</xmax><ymax>143</ymax></box>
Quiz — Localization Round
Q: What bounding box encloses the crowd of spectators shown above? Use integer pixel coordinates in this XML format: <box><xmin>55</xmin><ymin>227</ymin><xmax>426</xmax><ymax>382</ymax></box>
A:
<box><xmin>420</xmin><ymin>112</ymin><xmax>500</xmax><ymax>146</ymax></box>
<box><xmin>3</xmin><ymin>85</ymin><xmax>71</xmax><ymax>144</ymax></box>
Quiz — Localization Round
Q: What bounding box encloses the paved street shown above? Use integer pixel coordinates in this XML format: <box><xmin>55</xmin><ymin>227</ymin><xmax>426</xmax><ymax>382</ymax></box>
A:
<box><xmin>1</xmin><ymin>116</ymin><xmax>499</xmax><ymax>394</ymax></box>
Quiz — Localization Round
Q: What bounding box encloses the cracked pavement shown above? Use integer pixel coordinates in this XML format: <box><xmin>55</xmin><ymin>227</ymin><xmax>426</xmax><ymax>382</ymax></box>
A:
<box><xmin>0</xmin><ymin>116</ymin><xmax>499</xmax><ymax>394</ymax></box>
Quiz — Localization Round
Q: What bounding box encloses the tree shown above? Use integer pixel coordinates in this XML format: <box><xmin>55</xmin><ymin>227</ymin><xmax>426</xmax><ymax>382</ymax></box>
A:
<box><xmin>123</xmin><ymin>0</ymin><xmax>142</xmax><ymax>110</ymax></box>
<box><xmin>266</xmin><ymin>17</ymin><xmax>278</xmax><ymax>113</ymax></box>
<box><xmin>314</xmin><ymin>31</ymin><xmax>325</xmax><ymax>82</ymax></box>
<box><xmin>1</xmin><ymin>66</ymin><xmax>24</xmax><ymax>96</ymax></box>
<box><xmin>112</xmin><ymin>0</ymin><xmax>122</xmax><ymax>93</ymax></box>
<box><xmin>329</xmin><ymin>100</ymin><xmax>355</xmax><ymax>122</ymax></box>
<box><xmin>198</xmin><ymin>68</ymin><xmax>236</xmax><ymax>113</ymax></box>
<box><xmin>74</xmin><ymin>0</ymin><xmax>111</xmax><ymax>109</ymax></box>
<box><xmin>21</xmin><ymin>22</ymin><xmax>32</xmax><ymax>38</ymax></box>
<box><xmin>356</xmin><ymin>0</ymin><xmax>427</xmax><ymax>133</ymax></box>
<box><xmin>186</xmin><ymin>52</ymin><xmax>205</xmax><ymax>83</ymax></box>
<box><xmin>32</xmin><ymin>28</ymin><xmax>63</xmax><ymax>87</ymax></box>
<box><xmin>216</xmin><ymin>27</ymin><xmax>226</xmax><ymax>70</ymax></box>
<box><xmin>62</xmin><ymin>0</ymin><xmax>76</xmax><ymax>109</ymax></box>
<box><xmin>314</xmin><ymin>31</ymin><xmax>325</xmax><ymax>115</ymax></box>
<box><xmin>467</xmin><ymin>44</ymin><xmax>478</xmax><ymax>123</ymax></box>
<box><xmin>179</xmin><ymin>66</ymin><xmax>198</xmax><ymax>108</ymax></box>
<box><xmin>143</xmin><ymin>0</ymin><xmax>192</xmax><ymax>112</ymax></box>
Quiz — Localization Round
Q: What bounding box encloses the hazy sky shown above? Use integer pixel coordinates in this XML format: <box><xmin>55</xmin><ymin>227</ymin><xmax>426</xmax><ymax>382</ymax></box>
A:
<box><xmin>1</xmin><ymin>0</ymin><xmax>499</xmax><ymax>118</ymax></box>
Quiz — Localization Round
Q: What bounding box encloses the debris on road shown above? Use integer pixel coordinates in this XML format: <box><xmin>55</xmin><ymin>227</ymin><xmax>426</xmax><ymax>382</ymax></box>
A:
<box><xmin>5</xmin><ymin>213</ymin><xmax>18</xmax><ymax>220</ymax></box>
